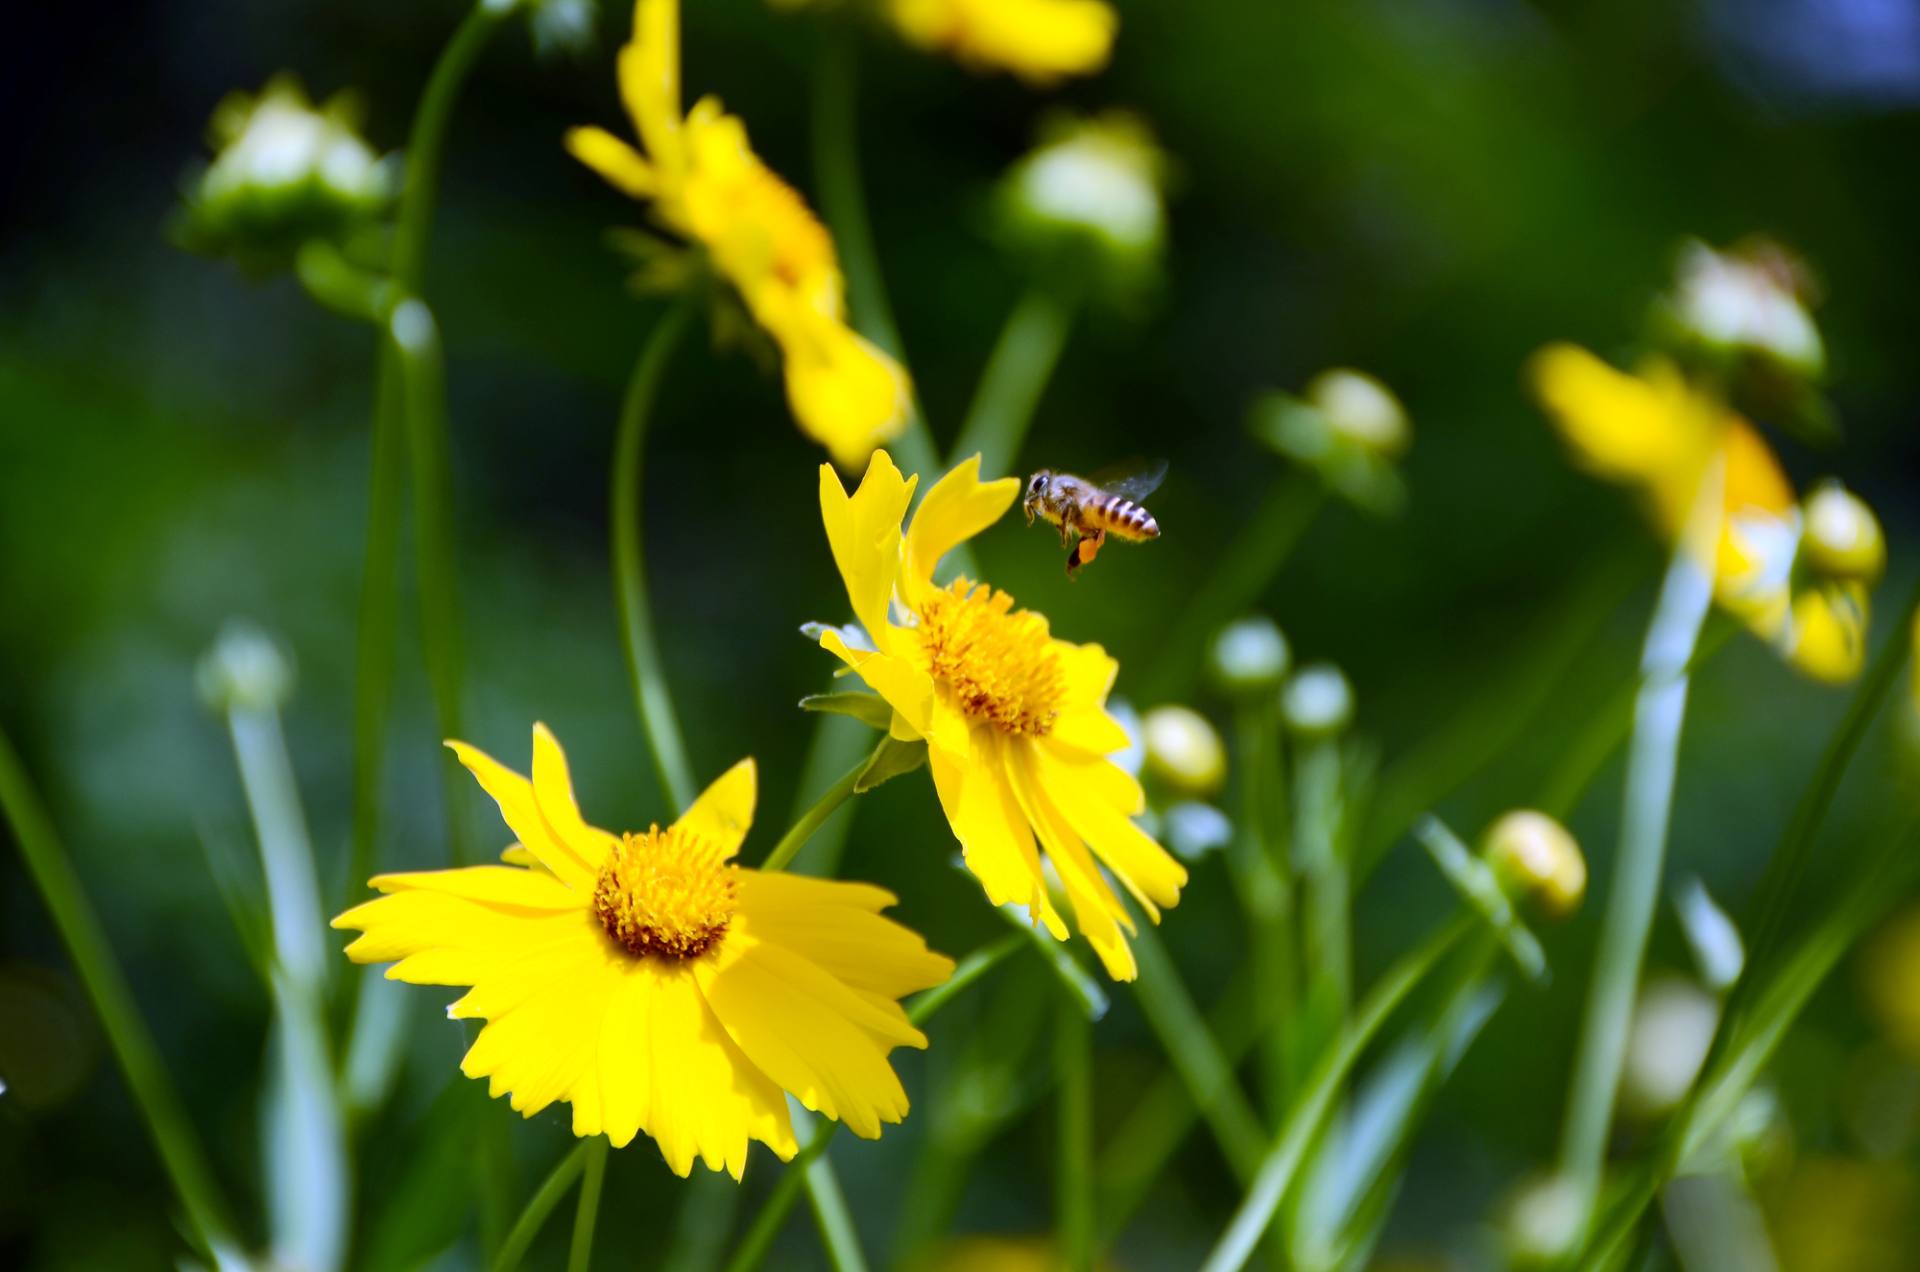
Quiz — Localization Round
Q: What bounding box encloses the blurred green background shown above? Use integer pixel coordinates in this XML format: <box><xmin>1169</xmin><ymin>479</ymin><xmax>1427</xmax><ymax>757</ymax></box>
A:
<box><xmin>6</xmin><ymin>0</ymin><xmax>1920</xmax><ymax>1266</ymax></box>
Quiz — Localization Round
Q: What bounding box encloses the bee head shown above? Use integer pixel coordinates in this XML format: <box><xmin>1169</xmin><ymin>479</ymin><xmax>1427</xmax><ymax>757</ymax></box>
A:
<box><xmin>1023</xmin><ymin>471</ymin><xmax>1050</xmax><ymax>524</ymax></box>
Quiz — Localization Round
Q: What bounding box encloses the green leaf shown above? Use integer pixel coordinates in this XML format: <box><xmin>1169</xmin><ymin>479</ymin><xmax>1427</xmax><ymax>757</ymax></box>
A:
<box><xmin>799</xmin><ymin>691</ymin><xmax>894</xmax><ymax>731</ymax></box>
<box><xmin>853</xmin><ymin>736</ymin><xmax>927</xmax><ymax>792</ymax></box>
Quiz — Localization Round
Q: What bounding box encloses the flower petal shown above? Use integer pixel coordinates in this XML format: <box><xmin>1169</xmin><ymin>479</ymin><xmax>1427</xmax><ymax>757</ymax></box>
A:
<box><xmin>672</xmin><ymin>758</ymin><xmax>756</xmax><ymax>858</ymax></box>
<box><xmin>456</xmin><ymin>924</ymin><xmax>619</xmax><ymax>1121</ymax></box>
<box><xmin>531</xmin><ymin>724</ymin><xmax>616</xmax><ymax>872</ymax></box>
<box><xmin>784</xmin><ymin>320</ymin><xmax>911</xmax><ymax>472</ymax></box>
<box><xmin>819</xmin><ymin>452</ymin><xmax>917</xmax><ymax>645</ymax></box>
<box><xmin>1032</xmin><ymin>743</ymin><xmax>1187</xmax><ymax>915</ymax></box>
<box><xmin>620</xmin><ymin>0</ymin><xmax>682</xmax><ymax>171</ymax></box>
<box><xmin>1003</xmin><ymin>741</ymin><xmax>1139</xmax><ymax>981</ymax></box>
<box><xmin>928</xmin><ymin>728</ymin><xmax>1068</xmax><ymax>940</ymax></box>
<box><xmin>564</xmin><ymin>125</ymin><xmax>658</xmax><ymax>199</ymax></box>
<box><xmin>902</xmin><ymin>455</ymin><xmax>1020</xmax><ymax>600</ymax></box>
<box><xmin>445</xmin><ymin>737</ymin><xmax>602</xmax><ymax>890</ymax></box>
<box><xmin>819</xmin><ymin>628</ymin><xmax>936</xmax><ymax>742</ymax></box>
<box><xmin>735</xmin><ymin>871</ymin><xmax>955</xmax><ymax>1003</ymax></box>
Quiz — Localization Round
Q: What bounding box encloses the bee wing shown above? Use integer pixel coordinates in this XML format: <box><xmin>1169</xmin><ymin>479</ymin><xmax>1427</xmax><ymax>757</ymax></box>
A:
<box><xmin>1088</xmin><ymin>457</ymin><xmax>1168</xmax><ymax>503</ymax></box>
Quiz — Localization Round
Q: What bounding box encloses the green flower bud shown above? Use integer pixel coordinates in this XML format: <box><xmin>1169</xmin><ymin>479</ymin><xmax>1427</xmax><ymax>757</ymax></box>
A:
<box><xmin>1620</xmin><ymin>976</ymin><xmax>1719</xmax><ymax>1119</ymax></box>
<box><xmin>1279</xmin><ymin>663</ymin><xmax>1352</xmax><ymax>739</ymax></box>
<box><xmin>1305</xmin><ymin>368</ymin><xmax>1410</xmax><ymax>460</ymax></box>
<box><xmin>1801</xmin><ymin>480</ymin><xmax>1885</xmax><ymax>583</ymax></box>
<box><xmin>196</xmin><ymin>622</ymin><xmax>295</xmax><ymax>713</ymax></box>
<box><xmin>1249</xmin><ymin>370</ymin><xmax>1410</xmax><ymax>515</ymax></box>
<box><xmin>1207</xmin><ymin>616</ymin><xmax>1291</xmax><ymax>696</ymax></box>
<box><xmin>1140</xmin><ymin>706</ymin><xmax>1226</xmax><ymax>799</ymax></box>
<box><xmin>1499</xmin><ymin>1173</ymin><xmax>1583</xmax><ymax>1268</ymax></box>
<box><xmin>997</xmin><ymin>111</ymin><xmax>1168</xmax><ymax>294</ymax></box>
<box><xmin>1663</xmin><ymin>238</ymin><xmax>1825</xmax><ymax>380</ymax></box>
<box><xmin>1482</xmin><ymin>810</ymin><xmax>1586</xmax><ymax>922</ymax></box>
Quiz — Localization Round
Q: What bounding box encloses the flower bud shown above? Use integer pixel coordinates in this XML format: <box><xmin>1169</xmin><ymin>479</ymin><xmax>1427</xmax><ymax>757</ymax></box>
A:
<box><xmin>1305</xmin><ymin>368</ymin><xmax>1410</xmax><ymax>460</ymax></box>
<box><xmin>525</xmin><ymin>0</ymin><xmax>597</xmax><ymax>57</ymax></box>
<box><xmin>1481</xmin><ymin>810</ymin><xmax>1585</xmax><ymax>922</ymax></box>
<box><xmin>1140</xmin><ymin>706</ymin><xmax>1226</xmax><ymax>799</ymax></box>
<box><xmin>1781</xmin><ymin>580</ymin><xmax>1869</xmax><ymax>685</ymax></box>
<box><xmin>177</xmin><ymin>75</ymin><xmax>395</xmax><ymax>274</ymax></box>
<box><xmin>1162</xmin><ymin>801</ymin><xmax>1233</xmax><ymax>862</ymax></box>
<box><xmin>997</xmin><ymin>112</ymin><xmax>1167</xmax><ymax>292</ymax></box>
<box><xmin>1207</xmin><ymin>616</ymin><xmax>1291</xmax><ymax>697</ymax></box>
<box><xmin>1620</xmin><ymin>976</ymin><xmax>1719</xmax><ymax>1119</ymax></box>
<box><xmin>1663</xmin><ymin>238</ymin><xmax>1825</xmax><ymax>379</ymax></box>
<box><xmin>196</xmin><ymin>622</ymin><xmax>295</xmax><ymax>713</ymax></box>
<box><xmin>1800</xmin><ymin>481</ymin><xmax>1885</xmax><ymax>583</ymax></box>
<box><xmin>1279</xmin><ymin>663</ymin><xmax>1352</xmax><ymax>739</ymax></box>
<box><xmin>1499</xmin><ymin>1173</ymin><xmax>1583</xmax><ymax>1268</ymax></box>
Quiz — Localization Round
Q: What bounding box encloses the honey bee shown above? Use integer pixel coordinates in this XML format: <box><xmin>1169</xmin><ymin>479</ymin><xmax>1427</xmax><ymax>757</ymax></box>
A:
<box><xmin>1022</xmin><ymin>459</ymin><xmax>1167</xmax><ymax>577</ymax></box>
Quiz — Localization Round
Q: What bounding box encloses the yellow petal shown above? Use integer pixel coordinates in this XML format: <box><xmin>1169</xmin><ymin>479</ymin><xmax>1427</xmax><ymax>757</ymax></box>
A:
<box><xmin>1003</xmin><ymin>741</ymin><xmax>1139</xmax><ymax>980</ymax></box>
<box><xmin>785</xmin><ymin>320</ymin><xmax>911</xmax><ymax>471</ymax></box>
<box><xmin>1782</xmin><ymin>580</ymin><xmax>1869</xmax><ymax>684</ymax></box>
<box><xmin>928</xmin><ymin>728</ymin><xmax>1068</xmax><ymax>940</ymax></box>
<box><xmin>1530</xmin><ymin>345</ymin><xmax>1715</xmax><ymax>499</ymax></box>
<box><xmin>735</xmin><ymin>871</ymin><xmax>955</xmax><ymax>1002</ymax></box>
<box><xmin>628</xmin><ymin>961</ymin><xmax>796</xmax><ymax>1177</ymax></box>
<box><xmin>530</xmin><ymin>724</ymin><xmax>616</xmax><ymax>872</ymax></box>
<box><xmin>887</xmin><ymin>0</ymin><xmax>1116</xmax><ymax>84</ymax></box>
<box><xmin>1054</xmin><ymin>640</ymin><xmax>1119</xmax><ymax>709</ymax></box>
<box><xmin>902</xmin><ymin>455</ymin><xmax>1020</xmax><ymax>601</ymax></box>
<box><xmin>695</xmin><ymin>930</ymin><xmax>921</xmax><ymax>1140</ymax></box>
<box><xmin>621</xmin><ymin>0</ymin><xmax>682</xmax><ymax>171</ymax></box>
<box><xmin>457</xmin><ymin>925</ymin><xmax>620</xmax><ymax>1121</ymax></box>
<box><xmin>331</xmin><ymin>873</ymin><xmax>588</xmax><ymax>972</ymax></box>
<box><xmin>819</xmin><ymin>628</ymin><xmax>936</xmax><ymax>741</ymax></box>
<box><xmin>445</xmin><ymin>738</ymin><xmax>603</xmax><ymax>890</ymax></box>
<box><xmin>1033</xmin><ymin>742</ymin><xmax>1187</xmax><ymax>914</ymax></box>
<box><xmin>819</xmin><ymin>452</ymin><xmax>917</xmax><ymax>642</ymax></box>
<box><xmin>563</xmin><ymin>125</ymin><xmax>657</xmax><ymax>199</ymax></box>
<box><xmin>671</xmin><ymin>758</ymin><xmax>756</xmax><ymax>857</ymax></box>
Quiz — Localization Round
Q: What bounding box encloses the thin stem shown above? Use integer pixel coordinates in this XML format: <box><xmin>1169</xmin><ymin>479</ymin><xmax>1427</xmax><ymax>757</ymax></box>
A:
<box><xmin>612</xmin><ymin>298</ymin><xmax>700</xmax><ymax>812</ymax></box>
<box><xmin>1296</xmin><ymin>736</ymin><xmax>1350</xmax><ymax>1058</ymax></box>
<box><xmin>567</xmin><ymin>1136</ymin><xmax>608</xmax><ymax>1272</ymax></box>
<box><xmin>1139</xmin><ymin>472</ymin><xmax>1326</xmax><ymax>703</ymax></box>
<box><xmin>949</xmin><ymin>286</ymin><xmax>1078</xmax><ymax>478</ymax></box>
<box><xmin>1226</xmin><ymin>704</ymin><xmax>1293</xmax><ymax>1119</ymax></box>
<box><xmin>393</xmin><ymin>5</ymin><xmax>504</xmax><ymax>291</ymax></box>
<box><xmin>1127</xmin><ymin>920</ymin><xmax>1267</xmax><ymax>1182</ymax></box>
<box><xmin>1199</xmin><ymin>917</ymin><xmax>1474</xmax><ymax>1272</ymax></box>
<box><xmin>1055</xmin><ymin>1008</ymin><xmax>1095</xmax><ymax>1271</ymax></box>
<box><xmin>760</xmin><ymin>744</ymin><xmax>872</xmax><ymax>873</ymax></box>
<box><xmin>1557</xmin><ymin>475</ymin><xmax>1721</xmax><ymax>1237</ymax></box>
<box><xmin>491</xmin><ymin>1141</ymin><xmax>589</xmax><ymax>1272</ymax></box>
<box><xmin>347</xmin><ymin>354</ymin><xmax>406</xmax><ymax>898</ymax></box>
<box><xmin>719</xmin><ymin>936</ymin><xmax>1027</xmax><ymax>1272</ymax></box>
<box><xmin>0</xmin><ymin>726</ymin><xmax>238</xmax><ymax>1256</ymax></box>
<box><xmin>800</xmin><ymin>1111</ymin><xmax>870</xmax><ymax>1272</ymax></box>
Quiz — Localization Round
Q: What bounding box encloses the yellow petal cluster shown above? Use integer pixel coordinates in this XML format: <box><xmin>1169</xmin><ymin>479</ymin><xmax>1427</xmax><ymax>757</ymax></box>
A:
<box><xmin>886</xmin><ymin>0</ymin><xmax>1117</xmax><ymax>84</ymax></box>
<box><xmin>567</xmin><ymin>0</ymin><xmax>910</xmax><ymax>469</ymax></box>
<box><xmin>814</xmin><ymin>452</ymin><xmax>1188</xmax><ymax>980</ymax></box>
<box><xmin>1530</xmin><ymin>344</ymin><xmax>1873</xmax><ymax>682</ymax></box>
<box><xmin>333</xmin><ymin>725</ymin><xmax>952</xmax><ymax>1177</ymax></box>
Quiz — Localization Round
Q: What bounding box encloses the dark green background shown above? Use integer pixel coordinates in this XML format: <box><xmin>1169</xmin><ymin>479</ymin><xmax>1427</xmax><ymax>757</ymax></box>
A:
<box><xmin>5</xmin><ymin>0</ymin><xmax>1920</xmax><ymax>1266</ymax></box>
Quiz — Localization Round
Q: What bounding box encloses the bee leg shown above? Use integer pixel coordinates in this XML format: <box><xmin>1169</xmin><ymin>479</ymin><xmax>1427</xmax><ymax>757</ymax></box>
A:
<box><xmin>1057</xmin><ymin>502</ymin><xmax>1079</xmax><ymax>549</ymax></box>
<box><xmin>1066</xmin><ymin>529</ymin><xmax>1105</xmax><ymax>578</ymax></box>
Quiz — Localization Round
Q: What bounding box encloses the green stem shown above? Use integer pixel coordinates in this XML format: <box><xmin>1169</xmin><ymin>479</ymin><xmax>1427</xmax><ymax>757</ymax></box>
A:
<box><xmin>567</xmin><ymin>1136</ymin><xmax>608</xmax><ymax>1272</ymax></box>
<box><xmin>393</xmin><ymin>4</ymin><xmax>504</xmax><ymax>291</ymax></box>
<box><xmin>1557</xmin><ymin>489</ymin><xmax>1720</xmax><ymax>1237</ymax></box>
<box><xmin>1199</xmin><ymin>917</ymin><xmax>1474</xmax><ymax>1272</ymax></box>
<box><xmin>1128</xmin><ymin>920</ymin><xmax>1267</xmax><ymax>1182</ymax></box>
<box><xmin>949</xmin><ymin>286</ymin><xmax>1078</xmax><ymax>478</ymax></box>
<box><xmin>612</xmin><ymin>299</ymin><xmax>700</xmax><ymax>812</ymax></box>
<box><xmin>719</xmin><ymin>936</ymin><xmax>1027</xmax><ymax>1272</ymax></box>
<box><xmin>1139</xmin><ymin>472</ymin><xmax>1326</xmax><ymax>703</ymax></box>
<box><xmin>1056</xmin><ymin>1008</ymin><xmax>1095</xmax><ymax>1271</ymax></box>
<box><xmin>491</xmin><ymin>1141</ymin><xmax>589</xmax><ymax>1272</ymax></box>
<box><xmin>0</xmin><ymin>726</ymin><xmax>239</xmax><ymax>1257</ymax></box>
<box><xmin>760</xmin><ymin>744</ymin><xmax>871</xmax><ymax>873</ymax></box>
<box><xmin>1296</xmin><ymin>736</ymin><xmax>1350</xmax><ymax>1058</ymax></box>
<box><xmin>799</xmin><ymin>1112</ymin><xmax>869</xmax><ymax>1272</ymax></box>
<box><xmin>1229</xmin><ymin>705</ymin><xmax>1295</xmax><ymax>1120</ymax></box>
<box><xmin>348</xmin><ymin>353</ymin><xmax>405</xmax><ymax>897</ymax></box>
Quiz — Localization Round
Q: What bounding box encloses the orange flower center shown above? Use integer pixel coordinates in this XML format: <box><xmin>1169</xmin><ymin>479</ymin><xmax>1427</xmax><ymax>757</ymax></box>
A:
<box><xmin>918</xmin><ymin>579</ymin><xmax>1064</xmax><ymax>736</ymax></box>
<box><xmin>592</xmin><ymin>826</ymin><xmax>737</xmax><ymax>960</ymax></box>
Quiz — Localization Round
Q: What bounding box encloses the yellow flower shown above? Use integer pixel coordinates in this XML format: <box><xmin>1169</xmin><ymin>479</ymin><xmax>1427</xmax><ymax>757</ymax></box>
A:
<box><xmin>566</xmin><ymin>0</ymin><xmax>910</xmax><ymax>469</ymax></box>
<box><xmin>332</xmin><ymin>725</ymin><xmax>952</xmax><ymax>1177</ymax></box>
<box><xmin>887</xmin><ymin>0</ymin><xmax>1117</xmax><ymax>84</ymax></box>
<box><xmin>813</xmin><ymin>451</ymin><xmax>1187</xmax><ymax>980</ymax></box>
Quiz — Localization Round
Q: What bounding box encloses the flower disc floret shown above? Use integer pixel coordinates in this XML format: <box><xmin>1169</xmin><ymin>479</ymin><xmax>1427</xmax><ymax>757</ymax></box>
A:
<box><xmin>920</xmin><ymin>581</ymin><xmax>1065</xmax><ymax>736</ymax></box>
<box><xmin>594</xmin><ymin>826</ymin><xmax>737</xmax><ymax>959</ymax></box>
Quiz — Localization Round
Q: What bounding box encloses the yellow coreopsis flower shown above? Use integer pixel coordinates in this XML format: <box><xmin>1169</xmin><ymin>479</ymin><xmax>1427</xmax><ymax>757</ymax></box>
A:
<box><xmin>812</xmin><ymin>451</ymin><xmax>1187</xmax><ymax>980</ymax></box>
<box><xmin>887</xmin><ymin>0</ymin><xmax>1118</xmax><ymax>84</ymax></box>
<box><xmin>1530</xmin><ymin>343</ymin><xmax>1873</xmax><ymax>681</ymax></box>
<box><xmin>566</xmin><ymin>0</ymin><xmax>910</xmax><ymax>468</ymax></box>
<box><xmin>333</xmin><ymin>725</ymin><xmax>952</xmax><ymax>1177</ymax></box>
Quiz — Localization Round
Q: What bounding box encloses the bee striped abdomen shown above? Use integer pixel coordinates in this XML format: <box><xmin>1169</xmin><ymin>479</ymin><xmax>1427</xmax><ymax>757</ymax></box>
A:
<box><xmin>1090</xmin><ymin>496</ymin><xmax>1160</xmax><ymax>541</ymax></box>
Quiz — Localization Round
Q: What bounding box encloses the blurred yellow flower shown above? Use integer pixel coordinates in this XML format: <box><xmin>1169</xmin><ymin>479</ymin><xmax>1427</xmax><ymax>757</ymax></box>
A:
<box><xmin>333</xmin><ymin>725</ymin><xmax>951</xmax><ymax>1177</ymax></box>
<box><xmin>566</xmin><ymin>0</ymin><xmax>910</xmax><ymax>468</ymax></box>
<box><xmin>1530</xmin><ymin>343</ymin><xmax>1874</xmax><ymax>682</ymax></box>
<box><xmin>814</xmin><ymin>452</ymin><xmax>1187</xmax><ymax>980</ymax></box>
<box><xmin>887</xmin><ymin>0</ymin><xmax>1117</xmax><ymax>84</ymax></box>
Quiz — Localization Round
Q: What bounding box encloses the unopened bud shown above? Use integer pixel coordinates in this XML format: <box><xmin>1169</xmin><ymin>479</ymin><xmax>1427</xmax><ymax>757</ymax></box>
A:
<box><xmin>1800</xmin><ymin>481</ymin><xmax>1884</xmax><ymax>583</ymax></box>
<box><xmin>1140</xmin><ymin>706</ymin><xmax>1226</xmax><ymax>798</ymax></box>
<box><xmin>1482</xmin><ymin>810</ymin><xmax>1586</xmax><ymax>922</ymax></box>
<box><xmin>1664</xmin><ymin>238</ymin><xmax>1824</xmax><ymax>379</ymax></box>
<box><xmin>1305</xmin><ymin>369</ymin><xmax>1410</xmax><ymax>460</ymax></box>
<box><xmin>1620</xmin><ymin>976</ymin><xmax>1719</xmax><ymax>1119</ymax></box>
<box><xmin>1500</xmin><ymin>1173</ymin><xmax>1583</xmax><ymax>1268</ymax></box>
<box><xmin>196</xmin><ymin>621</ymin><xmax>295</xmax><ymax>713</ymax></box>
<box><xmin>1280</xmin><ymin>663</ymin><xmax>1352</xmax><ymax>739</ymax></box>
<box><xmin>998</xmin><ymin>112</ymin><xmax>1167</xmax><ymax>290</ymax></box>
<box><xmin>1208</xmin><ymin>616</ymin><xmax>1291</xmax><ymax>696</ymax></box>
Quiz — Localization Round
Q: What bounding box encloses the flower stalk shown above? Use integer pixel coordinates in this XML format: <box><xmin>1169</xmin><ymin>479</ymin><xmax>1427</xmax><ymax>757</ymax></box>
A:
<box><xmin>950</xmin><ymin>285</ymin><xmax>1078</xmax><ymax>479</ymax></box>
<box><xmin>1056</xmin><ymin>1006</ymin><xmax>1096</xmax><ymax>1271</ymax></box>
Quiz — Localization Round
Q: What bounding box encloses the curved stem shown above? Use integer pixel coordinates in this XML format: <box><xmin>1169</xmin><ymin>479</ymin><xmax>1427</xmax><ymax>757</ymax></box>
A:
<box><xmin>567</xmin><ymin>1136</ymin><xmax>609</xmax><ymax>1272</ymax></box>
<box><xmin>949</xmin><ymin>286</ymin><xmax>1077</xmax><ymax>478</ymax></box>
<box><xmin>0</xmin><ymin>726</ymin><xmax>239</xmax><ymax>1257</ymax></box>
<box><xmin>760</xmin><ymin>744</ymin><xmax>872</xmax><ymax>873</ymax></box>
<box><xmin>348</xmin><ymin>355</ymin><xmax>405</xmax><ymax>895</ymax></box>
<box><xmin>719</xmin><ymin>936</ymin><xmax>1027</xmax><ymax>1272</ymax></box>
<box><xmin>394</xmin><ymin>5</ymin><xmax>505</xmax><ymax>291</ymax></box>
<box><xmin>1556</xmin><ymin>478</ymin><xmax>1721</xmax><ymax>1239</ymax></box>
<box><xmin>491</xmin><ymin>1140</ymin><xmax>589</xmax><ymax>1272</ymax></box>
<box><xmin>612</xmin><ymin>299</ymin><xmax>700</xmax><ymax>812</ymax></box>
<box><xmin>1055</xmin><ymin>1008</ymin><xmax>1095</xmax><ymax>1270</ymax></box>
<box><xmin>1199</xmin><ymin>916</ymin><xmax>1474</xmax><ymax>1272</ymax></box>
